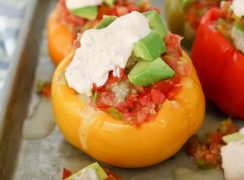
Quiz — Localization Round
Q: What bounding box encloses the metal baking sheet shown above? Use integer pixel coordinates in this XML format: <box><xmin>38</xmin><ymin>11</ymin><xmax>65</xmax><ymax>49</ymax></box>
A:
<box><xmin>0</xmin><ymin>0</ymin><xmax>243</xmax><ymax>180</ymax></box>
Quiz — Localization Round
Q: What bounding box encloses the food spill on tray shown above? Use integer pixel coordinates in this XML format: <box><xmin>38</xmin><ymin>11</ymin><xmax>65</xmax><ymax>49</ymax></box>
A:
<box><xmin>186</xmin><ymin>118</ymin><xmax>244</xmax><ymax>180</ymax></box>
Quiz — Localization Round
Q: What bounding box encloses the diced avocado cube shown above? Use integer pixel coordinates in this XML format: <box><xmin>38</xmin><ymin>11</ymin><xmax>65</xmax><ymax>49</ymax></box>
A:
<box><xmin>96</xmin><ymin>16</ymin><xmax>117</xmax><ymax>29</ymax></box>
<box><xmin>70</xmin><ymin>6</ymin><xmax>98</xmax><ymax>20</ymax></box>
<box><xmin>65</xmin><ymin>162</ymin><xmax>108</xmax><ymax>180</ymax></box>
<box><xmin>128</xmin><ymin>57</ymin><xmax>175</xmax><ymax>86</ymax></box>
<box><xmin>223</xmin><ymin>132</ymin><xmax>244</xmax><ymax>144</ymax></box>
<box><xmin>143</xmin><ymin>10</ymin><xmax>167</xmax><ymax>38</ymax></box>
<box><xmin>104</xmin><ymin>0</ymin><xmax>114</xmax><ymax>7</ymax></box>
<box><xmin>133</xmin><ymin>31</ymin><xmax>166</xmax><ymax>61</ymax></box>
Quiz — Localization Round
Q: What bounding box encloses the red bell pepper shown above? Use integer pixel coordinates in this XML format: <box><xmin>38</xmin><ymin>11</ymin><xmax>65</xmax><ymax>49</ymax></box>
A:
<box><xmin>191</xmin><ymin>8</ymin><xmax>244</xmax><ymax>118</ymax></box>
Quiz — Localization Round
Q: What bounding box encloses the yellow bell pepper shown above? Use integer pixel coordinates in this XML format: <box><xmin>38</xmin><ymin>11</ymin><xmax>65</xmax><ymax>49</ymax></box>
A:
<box><xmin>51</xmin><ymin>52</ymin><xmax>205</xmax><ymax>168</ymax></box>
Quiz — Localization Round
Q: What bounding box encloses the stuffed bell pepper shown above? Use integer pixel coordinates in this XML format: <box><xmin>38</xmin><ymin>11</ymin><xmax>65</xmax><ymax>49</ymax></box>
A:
<box><xmin>48</xmin><ymin>0</ymin><xmax>151</xmax><ymax>65</ymax></box>
<box><xmin>191</xmin><ymin>0</ymin><xmax>244</xmax><ymax>118</ymax></box>
<box><xmin>164</xmin><ymin>0</ymin><xmax>224</xmax><ymax>47</ymax></box>
<box><xmin>52</xmin><ymin>10</ymin><xmax>205</xmax><ymax>168</ymax></box>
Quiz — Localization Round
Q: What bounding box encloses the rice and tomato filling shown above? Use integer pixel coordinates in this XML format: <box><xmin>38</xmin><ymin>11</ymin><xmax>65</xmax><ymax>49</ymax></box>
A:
<box><xmin>86</xmin><ymin>33</ymin><xmax>190</xmax><ymax>126</ymax></box>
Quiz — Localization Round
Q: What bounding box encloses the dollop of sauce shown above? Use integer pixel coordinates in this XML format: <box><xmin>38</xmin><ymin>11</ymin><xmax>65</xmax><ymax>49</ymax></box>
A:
<box><xmin>75</xmin><ymin>168</ymin><xmax>99</xmax><ymax>180</ymax></box>
<box><xmin>65</xmin><ymin>11</ymin><xmax>150</xmax><ymax>95</ymax></box>
<box><xmin>231</xmin><ymin>0</ymin><xmax>244</xmax><ymax>17</ymax></box>
<box><xmin>221</xmin><ymin>128</ymin><xmax>244</xmax><ymax>180</ymax></box>
<box><xmin>65</xmin><ymin>0</ymin><xmax>103</xmax><ymax>10</ymax></box>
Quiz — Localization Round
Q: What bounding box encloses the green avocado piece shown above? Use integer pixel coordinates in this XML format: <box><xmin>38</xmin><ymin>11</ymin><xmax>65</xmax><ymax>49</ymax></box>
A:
<box><xmin>133</xmin><ymin>31</ymin><xmax>166</xmax><ymax>61</ymax></box>
<box><xmin>223</xmin><ymin>132</ymin><xmax>244</xmax><ymax>144</ymax></box>
<box><xmin>70</xmin><ymin>6</ymin><xmax>98</xmax><ymax>20</ymax></box>
<box><xmin>143</xmin><ymin>10</ymin><xmax>167</xmax><ymax>38</ymax></box>
<box><xmin>128</xmin><ymin>57</ymin><xmax>175</xmax><ymax>86</ymax></box>
<box><xmin>96</xmin><ymin>16</ymin><xmax>117</xmax><ymax>29</ymax></box>
<box><xmin>104</xmin><ymin>0</ymin><xmax>114</xmax><ymax>7</ymax></box>
<box><xmin>65</xmin><ymin>162</ymin><xmax>108</xmax><ymax>180</ymax></box>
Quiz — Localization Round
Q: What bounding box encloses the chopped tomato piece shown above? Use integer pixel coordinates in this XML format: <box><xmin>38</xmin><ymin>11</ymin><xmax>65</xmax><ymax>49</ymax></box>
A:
<box><xmin>163</xmin><ymin>55</ymin><xmax>179</xmax><ymax>72</ymax></box>
<box><xmin>139</xmin><ymin>91</ymin><xmax>151</xmax><ymax>106</ymax></box>
<box><xmin>62</xmin><ymin>168</ymin><xmax>72</xmax><ymax>179</ymax></box>
<box><xmin>171</xmin><ymin>73</ymin><xmax>181</xmax><ymax>84</ymax></box>
<box><xmin>123</xmin><ymin>112</ymin><xmax>134</xmax><ymax>121</ymax></box>
<box><xmin>164</xmin><ymin>33</ymin><xmax>183</xmax><ymax>59</ymax></box>
<box><xmin>98</xmin><ymin>5</ymin><xmax>113</xmax><ymax>19</ymax></box>
<box><xmin>151</xmin><ymin>89</ymin><xmax>166</xmax><ymax>105</ymax></box>
<box><xmin>126</xmin><ymin>94</ymin><xmax>138</xmax><ymax>109</ymax></box>
<box><xmin>96</xmin><ymin>91</ymin><xmax>115</xmax><ymax>110</ymax></box>
<box><xmin>167</xmin><ymin>85</ymin><xmax>182</xmax><ymax>100</ymax></box>
<box><xmin>115</xmin><ymin>6</ymin><xmax>129</xmax><ymax>16</ymax></box>
<box><xmin>93</xmin><ymin>83</ymin><xmax>106</xmax><ymax>92</ymax></box>
<box><xmin>208</xmin><ymin>132</ymin><xmax>223</xmax><ymax>144</ymax></box>
<box><xmin>153</xmin><ymin>80</ymin><xmax>174</xmax><ymax>95</ymax></box>
<box><xmin>115</xmin><ymin>102</ymin><xmax>128</xmax><ymax>113</ymax></box>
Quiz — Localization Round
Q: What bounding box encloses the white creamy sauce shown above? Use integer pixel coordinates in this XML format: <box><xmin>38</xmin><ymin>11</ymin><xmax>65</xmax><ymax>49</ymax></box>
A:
<box><xmin>231</xmin><ymin>0</ymin><xmax>244</xmax><ymax>17</ymax></box>
<box><xmin>231</xmin><ymin>26</ymin><xmax>244</xmax><ymax>54</ymax></box>
<box><xmin>221</xmin><ymin>128</ymin><xmax>244</xmax><ymax>180</ymax></box>
<box><xmin>65</xmin><ymin>11</ymin><xmax>150</xmax><ymax>95</ymax></box>
<box><xmin>74</xmin><ymin>169</ymin><xmax>99</xmax><ymax>180</ymax></box>
<box><xmin>65</xmin><ymin>0</ymin><xmax>103</xmax><ymax>10</ymax></box>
